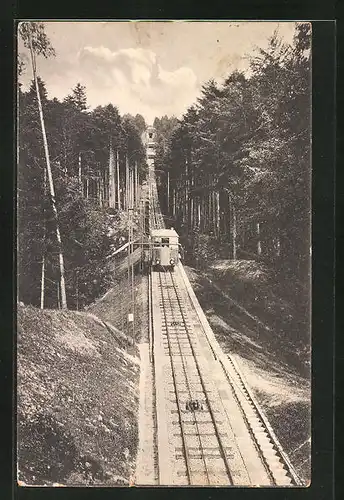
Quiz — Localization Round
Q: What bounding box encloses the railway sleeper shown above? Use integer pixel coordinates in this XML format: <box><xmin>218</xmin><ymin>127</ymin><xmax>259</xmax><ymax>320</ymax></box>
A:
<box><xmin>164</xmin><ymin>352</ymin><xmax>199</xmax><ymax>357</ymax></box>
<box><xmin>175</xmin><ymin>468</ymin><xmax>231</xmax><ymax>477</ymax></box>
<box><xmin>173</xmin><ymin>431</ymin><xmax>227</xmax><ymax>437</ymax></box>
<box><xmin>175</xmin><ymin>453</ymin><xmax>230</xmax><ymax>460</ymax></box>
<box><xmin>162</xmin><ymin>342</ymin><xmax>194</xmax><ymax>347</ymax></box>
<box><xmin>168</xmin><ymin>383</ymin><xmax>213</xmax><ymax>392</ymax></box>
<box><xmin>175</xmin><ymin>451</ymin><xmax>236</xmax><ymax>460</ymax></box>
<box><xmin>169</xmin><ymin>389</ymin><xmax>210</xmax><ymax>394</ymax></box>
<box><xmin>163</xmin><ymin>351</ymin><xmax>198</xmax><ymax>356</ymax></box>
<box><xmin>170</xmin><ymin>408</ymin><xmax>221</xmax><ymax>414</ymax></box>
<box><xmin>172</xmin><ymin>419</ymin><xmax>224</xmax><ymax>426</ymax></box>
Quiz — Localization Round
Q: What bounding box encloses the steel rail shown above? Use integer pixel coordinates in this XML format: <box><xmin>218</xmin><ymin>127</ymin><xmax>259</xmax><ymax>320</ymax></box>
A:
<box><xmin>222</xmin><ymin>355</ymin><xmax>300</xmax><ymax>485</ymax></box>
<box><xmin>167</xmin><ymin>271</ymin><xmax>235</xmax><ymax>484</ymax></box>
<box><xmin>158</xmin><ymin>271</ymin><xmax>211</xmax><ymax>485</ymax></box>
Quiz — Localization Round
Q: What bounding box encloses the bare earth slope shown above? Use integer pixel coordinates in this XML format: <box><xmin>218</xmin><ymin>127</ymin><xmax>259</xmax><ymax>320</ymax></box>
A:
<box><xmin>17</xmin><ymin>304</ymin><xmax>140</xmax><ymax>486</ymax></box>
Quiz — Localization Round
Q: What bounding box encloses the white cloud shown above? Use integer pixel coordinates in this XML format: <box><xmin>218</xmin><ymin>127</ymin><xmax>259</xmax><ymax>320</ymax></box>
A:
<box><xmin>159</xmin><ymin>66</ymin><xmax>197</xmax><ymax>87</ymax></box>
<box><xmin>74</xmin><ymin>45</ymin><xmax>199</xmax><ymax>123</ymax></box>
<box><xmin>18</xmin><ymin>22</ymin><xmax>298</xmax><ymax>124</ymax></box>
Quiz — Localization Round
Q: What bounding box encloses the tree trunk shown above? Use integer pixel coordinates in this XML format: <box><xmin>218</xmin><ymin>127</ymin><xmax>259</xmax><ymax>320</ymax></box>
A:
<box><xmin>76</xmin><ymin>271</ymin><xmax>79</xmax><ymax>310</ymax></box>
<box><xmin>190</xmin><ymin>197</ymin><xmax>194</xmax><ymax>229</ymax></box>
<box><xmin>29</xmin><ymin>34</ymin><xmax>67</xmax><ymax>309</ymax></box>
<box><xmin>40</xmin><ymin>168</ymin><xmax>46</xmax><ymax>309</ymax></box>
<box><xmin>99</xmin><ymin>175</ymin><xmax>103</xmax><ymax>207</ymax></box>
<box><xmin>125</xmin><ymin>154</ymin><xmax>129</xmax><ymax>211</ymax></box>
<box><xmin>216</xmin><ymin>191</ymin><xmax>220</xmax><ymax>239</ymax></box>
<box><xmin>185</xmin><ymin>160</ymin><xmax>188</xmax><ymax>224</ymax></box>
<box><xmin>135</xmin><ymin>161</ymin><xmax>138</xmax><ymax>208</ymax></box>
<box><xmin>167</xmin><ymin>171</ymin><xmax>170</xmax><ymax>215</ymax></box>
<box><xmin>274</xmin><ymin>225</ymin><xmax>281</xmax><ymax>257</ymax></box>
<box><xmin>57</xmin><ymin>281</ymin><xmax>61</xmax><ymax>309</ymax></box>
<box><xmin>227</xmin><ymin>192</ymin><xmax>232</xmax><ymax>256</ymax></box>
<box><xmin>212</xmin><ymin>190</ymin><xmax>216</xmax><ymax>235</ymax></box>
<box><xmin>131</xmin><ymin>167</ymin><xmax>134</xmax><ymax>209</ymax></box>
<box><xmin>86</xmin><ymin>176</ymin><xmax>89</xmax><ymax>199</ymax></box>
<box><xmin>78</xmin><ymin>152</ymin><xmax>82</xmax><ymax>190</ymax></box>
<box><xmin>232</xmin><ymin>204</ymin><xmax>237</xmax><ymax>260</ymax></box>
<box><xmin>116</xmin><ymin>150</ymin><xmax>121</xmax><ymax>210</ymax></box>
<box><xmin>40</xmin><ymin>254</ymin><xmax>45</xmax><ymax>309</ymax></box>
<box><xmin>97</xmin><ymin>176</ymin><xmax>101</xmax><ymax>206</ymax></box>
<box><xmin>257</xmin><ymin>222</ymin><xmax>262</xmax><ymax>256</ymax></box>
<box><xmin>108</xmin><ymin>138</ymin><xmax>115</xmax><ymax>208</ymax></box>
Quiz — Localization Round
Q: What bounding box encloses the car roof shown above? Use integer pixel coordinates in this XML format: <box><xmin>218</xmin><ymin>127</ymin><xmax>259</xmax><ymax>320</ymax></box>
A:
<box><xmin>151</xmin><ymin>228</ymin><xmax>179</xmax><ymax>238</ymax></box>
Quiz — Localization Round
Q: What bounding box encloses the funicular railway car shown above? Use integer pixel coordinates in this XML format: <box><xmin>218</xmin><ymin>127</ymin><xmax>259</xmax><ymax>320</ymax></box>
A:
<box><xmin>150</xmin><ymin>228</ymin><xmax>179</xmax><ymax>271</ymax></box>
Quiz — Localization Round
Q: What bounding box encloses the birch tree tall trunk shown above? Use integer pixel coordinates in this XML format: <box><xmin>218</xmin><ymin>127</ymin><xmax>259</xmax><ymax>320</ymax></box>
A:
<box><xmin>28</xmin><ymin>33</ymin><xmax>67</xmax><ymax>309</ymax></box>
<box><xmin>40</xmin><ymin>168</ymin><xmax>46</xmax><ymax>309</ymax></box>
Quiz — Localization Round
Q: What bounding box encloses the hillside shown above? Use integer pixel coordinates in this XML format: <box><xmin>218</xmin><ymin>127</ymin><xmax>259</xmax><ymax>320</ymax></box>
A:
<box><xmin>184</xmin><ymin>263</ymin><xmax>311</xmax><ymax>482</ymax></box>
<box><xmin>17</xmin><ymin>304</ymin><xmax>140</xmax><ymax>486</ymax></box>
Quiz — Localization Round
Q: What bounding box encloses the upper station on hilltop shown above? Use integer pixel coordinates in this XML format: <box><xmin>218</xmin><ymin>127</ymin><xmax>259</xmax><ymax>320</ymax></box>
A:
<box><xmin>142</xmin><ymin>126</ymin><xmax>156</xmax><ymax>165</ymax></box>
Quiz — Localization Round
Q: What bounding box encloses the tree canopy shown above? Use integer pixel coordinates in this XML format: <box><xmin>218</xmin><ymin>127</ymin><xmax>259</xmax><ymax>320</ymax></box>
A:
<box><xmin>158</xmin><ymin>23</ymin><xmax>311</xmax><ymax>281</ymax></box>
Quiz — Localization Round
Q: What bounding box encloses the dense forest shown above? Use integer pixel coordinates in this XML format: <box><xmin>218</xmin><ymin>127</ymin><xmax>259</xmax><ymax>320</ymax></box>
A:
<box><xmin>18</xmin><ymin>22</ymin><xmax>311</xmax><ymax>312</ymax></box>
<box><xmin>155</xmin><ymin>24</ymin><xmax>311</xmax><ymax>285</ymax></box>
<box><xmin>18</xmin><ymin>24</ymin><xmax>147</xmax><ymax>310</ymax></box>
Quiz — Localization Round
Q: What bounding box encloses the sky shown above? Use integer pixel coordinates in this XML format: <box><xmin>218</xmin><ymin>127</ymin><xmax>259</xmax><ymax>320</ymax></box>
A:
<box><xmin>18</xmin><ymin>21</ymin><xmax>297</xmax><ymax>125</ymax></box>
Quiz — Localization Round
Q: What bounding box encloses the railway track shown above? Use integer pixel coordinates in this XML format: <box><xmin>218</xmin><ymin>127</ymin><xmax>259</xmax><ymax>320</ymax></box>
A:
<box><xmin>148</xmin><ymin>168</ymin><xmax>164</xmax><ymax>230</ymax></box>
<box><xmin>142</xmin><ymin>164</ymin><xmax>301</xmax><ymax>486</ymax></box>
<box><xmin>151</xmin><ymin>267</ymin><xmax>299</xmax><ymax>486</ymax></box>
<box><xmin>154</xmin><ymin>270</ymin><xmax>237</xmax><ymax>485</ymax></box>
